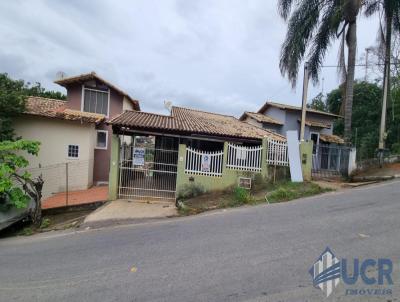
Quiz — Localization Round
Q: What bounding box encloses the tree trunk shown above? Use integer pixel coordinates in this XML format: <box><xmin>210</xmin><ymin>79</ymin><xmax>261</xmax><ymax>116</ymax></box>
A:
<box><xmin>344</xmin><ymin>21</ymin><xmax>357</xmax><ymax>145</ymax></box>
<box><xmin>379</xmin><ymin>11</ymin><xmax>393</xmax><ymax>150</ymax></box>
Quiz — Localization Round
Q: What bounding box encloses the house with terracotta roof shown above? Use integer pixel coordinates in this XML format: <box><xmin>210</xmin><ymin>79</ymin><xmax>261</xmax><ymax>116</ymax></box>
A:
<box><xmin>13</xmin><ymin>72</ymin><xmax>140</xmax><ymax>199</ymax></box>
<box><xmin>107</xmin><ymin>106</ymin><xmax>288</xmax><ymax>202</ymax></box>
<box><xmin>240</xmin><ymin>101</ymin><xmax>351</xmax><ymax>177</ymax></box>
<box><xmin>240</xmin><ymin>101</ymin><xmax>344</xmax><ymax>147</ymax></box>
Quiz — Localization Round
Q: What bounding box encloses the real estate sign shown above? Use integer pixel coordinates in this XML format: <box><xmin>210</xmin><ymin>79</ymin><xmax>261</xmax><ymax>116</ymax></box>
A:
<box><xmin>133</xmin><ymin>148</ymin><xmax>145</xmax><ymax>166</ymax></box>
<box><xmin>201</xmin><ymin>154</ymin><xmax>211</xmax><ymax>172</ymax></box>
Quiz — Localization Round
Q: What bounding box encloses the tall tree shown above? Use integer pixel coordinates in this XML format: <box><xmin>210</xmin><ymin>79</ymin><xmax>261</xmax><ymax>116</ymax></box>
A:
<box><xmin>278</xmin><ymin>0</ymin><xmax>362</xmax><ymax>144</ymax></box>
<box><xmin>364</xmin><ymin>0</ymin><xmax>400</xmax><ymax>150</ymax></box>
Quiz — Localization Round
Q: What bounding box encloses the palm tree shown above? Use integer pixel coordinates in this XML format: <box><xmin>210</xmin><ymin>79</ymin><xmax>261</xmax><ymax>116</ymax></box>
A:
<box><xmin>278</xmin><ymin>0</ymin><xmax>362</xmax><ymax>144</ymax></box>
<box><xmin>364</xmin><ymin>0</ymin><xmax>400</xmax><ymax>150</ymax></box>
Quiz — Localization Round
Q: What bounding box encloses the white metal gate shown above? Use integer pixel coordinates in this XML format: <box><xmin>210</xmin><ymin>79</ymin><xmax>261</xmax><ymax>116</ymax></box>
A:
<box><xmin>118</xmin><ymin>145</ymin><xmax>178</xmax><ymax>201</ymax></box>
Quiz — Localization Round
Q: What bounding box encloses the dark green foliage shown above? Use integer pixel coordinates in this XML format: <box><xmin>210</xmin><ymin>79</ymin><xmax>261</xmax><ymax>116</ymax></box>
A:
<box><xmin>177</xmin><ymin>183</ymin><xmax>205</xmax><ymax>201</ymax></box>
<box><xmin>0</xmin><ymin>140</ymin><xmax>40</xmax><ymax>211</ymax></box>
<box><xmin>267</xmin><ymin>181</ymin><xmax>330</xmax><ymax>203</ymax></box>
<box><xmin>233</xmin><ymin>187</ymin><xmax>251</xmax><ymax>203</ymax></box>
<box><xmin>326</xmin><ymin>80</ymin><xmax>400</xmax><ymax>159</ymax></box>
<box><xmin>308</xmin><ymin>93</ymin><xmax>328</xmax><ymax>112</ymax></box>
<box><xmin>0</xmin><ymin>73</ymin><xmax>66</xmax><ymax>141</ymax></box>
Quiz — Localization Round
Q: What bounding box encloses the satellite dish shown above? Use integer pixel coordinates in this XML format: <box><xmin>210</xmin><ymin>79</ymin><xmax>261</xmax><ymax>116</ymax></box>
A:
<box><xmin>55</xmin><ymin>71</ymin><xmax>67</xmax><ymax>80</ymax></box>
<box><xmin>164</xmin><ymin>100</ymin><xmax>172</xmax><ymax>112</ymax></box>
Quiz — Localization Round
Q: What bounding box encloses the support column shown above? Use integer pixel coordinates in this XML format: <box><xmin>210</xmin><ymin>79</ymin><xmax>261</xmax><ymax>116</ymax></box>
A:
<box><xmin>175</xmin><ymin>144</ymin><xmax>187</xmax><ymax>197</ymax></box>
<box><xmin>299</xmin><ymin>141</ymin><xmax>313</xmax><ymax>181</ymax></box>
<box><xmin>108</xmin><ymin>134</ymin><xmax>120</xmax><ymax>200</ymax></box>
<box><xmin>261</xmin><ymin>137</ymin><xmax>268</xmax><ymax>179</ymax></box>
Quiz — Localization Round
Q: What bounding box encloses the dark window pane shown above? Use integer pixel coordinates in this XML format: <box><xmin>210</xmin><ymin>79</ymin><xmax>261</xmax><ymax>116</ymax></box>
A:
<box><xmin>96</xmin><ymin>131</ymin><xmax>107</xmax><ymax>148</ymax></box>
<box><xmin>68</xmin><ymin>145</ymin><xmax>79</xmax><ymax>158</ymax></box>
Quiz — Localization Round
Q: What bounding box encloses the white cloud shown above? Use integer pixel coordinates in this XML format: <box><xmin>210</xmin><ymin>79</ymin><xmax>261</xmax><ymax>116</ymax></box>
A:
<box><xmin>0</xmin><ymin>0</ymin><xmax>380</xmax><ymax>116</ymax></box>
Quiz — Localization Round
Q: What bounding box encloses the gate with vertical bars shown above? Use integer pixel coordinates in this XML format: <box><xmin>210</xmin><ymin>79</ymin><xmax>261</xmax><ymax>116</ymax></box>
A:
<box><xmin>118</xmin><ymin>144</ymin><xmax>179</xmax><ymax>201</ymax></box>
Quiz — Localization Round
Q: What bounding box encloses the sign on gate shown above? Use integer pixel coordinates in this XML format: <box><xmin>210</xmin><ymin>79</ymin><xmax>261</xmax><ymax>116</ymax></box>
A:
<box><xmin>133</xmin><ymin>148</ymin><xmax>145</xmax><ymax>166</ymax></box>
<box><xmin>201</xmin><ymin>154</ymin><xmax>211</xmax><ymax>172</ymax></box>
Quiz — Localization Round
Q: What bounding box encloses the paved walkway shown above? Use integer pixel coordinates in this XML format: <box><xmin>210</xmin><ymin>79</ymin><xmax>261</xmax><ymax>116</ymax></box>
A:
<box><xmin>42</xmin><ymin>186</ymin><xmax>108</xmax><ymax>209</ymax></box>
<box><xmin>83</xmin><ymin>199</ymin><xmax>178</xmax><ymax>227</ymax></box>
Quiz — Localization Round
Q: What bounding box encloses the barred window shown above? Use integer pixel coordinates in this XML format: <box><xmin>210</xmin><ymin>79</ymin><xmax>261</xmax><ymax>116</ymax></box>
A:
<box><xmin>68</xmin><ymin>145</ymin><xmax>79</xmax><ymax>158</ymax></box>
<box><xmin>83</xmin><ymin>87</ymin><xmax>109</xmax><ymax>116</ymax></box>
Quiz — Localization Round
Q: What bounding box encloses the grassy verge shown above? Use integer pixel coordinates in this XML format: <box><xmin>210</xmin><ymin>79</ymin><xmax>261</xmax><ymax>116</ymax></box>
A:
<box><xmin>178</xmin><ymin>181</ymin><xmax>332</xmax><ymax>216</ymax></box>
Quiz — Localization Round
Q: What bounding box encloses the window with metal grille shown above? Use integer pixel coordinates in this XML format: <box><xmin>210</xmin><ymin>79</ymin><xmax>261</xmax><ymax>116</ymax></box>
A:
<box><xmin>83</xmin><ymin>87</ymin><xmax>109</xmax><ymax>116</ymax></box>
<box><xmin>68</xmin><ymin>145</ymin><xmax>79</xmax><ymax>158</ymax></box>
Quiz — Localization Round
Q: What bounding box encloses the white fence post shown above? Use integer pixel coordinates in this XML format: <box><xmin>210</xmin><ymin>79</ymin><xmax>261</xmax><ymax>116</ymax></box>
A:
<box><xmin>266</xmin><ymin>139</ymin><xmax>289</xmax><ymax>166</ymax></box>
<box><xmin>185</xmin><ymin>147</ymin><xmax>224</xmax><ymax>177</ymax></box>
<box><xmin>226</xmin><ymin>143</ymin><xmax>262</xmax><ymax>172</ymax></box>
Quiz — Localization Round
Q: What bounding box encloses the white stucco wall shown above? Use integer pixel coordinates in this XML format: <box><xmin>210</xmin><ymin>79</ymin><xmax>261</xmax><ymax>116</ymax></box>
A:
<box><xmin>13</xmin><ymin>116</ymin><xmax>96</xmax><ymax>198</ymax></box>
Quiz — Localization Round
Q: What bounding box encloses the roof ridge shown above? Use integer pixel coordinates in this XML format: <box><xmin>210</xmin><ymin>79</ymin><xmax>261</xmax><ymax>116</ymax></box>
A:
<box><xmin>172</xmin><ymin>105</ymin><xmax>236</xmax><ymax>118</ymax></box>
<box><xmin>27</xmin><ymin>96</ymin><xmax>67</xmax><ymax>103</ymax></box>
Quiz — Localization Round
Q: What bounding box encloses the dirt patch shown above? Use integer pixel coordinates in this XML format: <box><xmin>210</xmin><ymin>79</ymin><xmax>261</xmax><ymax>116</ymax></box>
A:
<box><xmin>179</xmin><ymin>181</ymin><xmax>332</xmax><ymax>215</ymax></box>
<box><xmin>355</xmin><ymin>162</ymin><xmax>400</xmax><ymax>178</ymax></box>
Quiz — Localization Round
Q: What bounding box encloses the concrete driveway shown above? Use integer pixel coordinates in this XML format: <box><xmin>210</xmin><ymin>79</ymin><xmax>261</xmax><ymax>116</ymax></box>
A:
<box><xmin>83</xmin><ymin>199</ymin><xmax>178</xmax><ymax>227</ymax></box>
<box><xmin>1</xmin><ymin>180</ymin><xmax>399</xmax><ymax>301</ymax></box>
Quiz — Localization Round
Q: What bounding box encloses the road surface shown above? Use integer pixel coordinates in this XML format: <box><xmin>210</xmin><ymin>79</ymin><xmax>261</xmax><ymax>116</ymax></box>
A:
<box><xmin>1</xmin><ymin>180</ymin><xmax>400</xmax><ymax>301</ymax></box>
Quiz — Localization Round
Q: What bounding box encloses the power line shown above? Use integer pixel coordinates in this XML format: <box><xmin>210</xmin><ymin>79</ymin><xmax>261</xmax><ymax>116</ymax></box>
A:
<box><xmin>321</xmin><ymin>62</ymin><xmax>400</xmax><ymax>68</ymax></box>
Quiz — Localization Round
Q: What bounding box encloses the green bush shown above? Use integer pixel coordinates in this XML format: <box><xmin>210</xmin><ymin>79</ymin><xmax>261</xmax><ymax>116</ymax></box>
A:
<box><xmin>177</xmin><ymin>183</ymin><xmax>205</xmax><ymax>201</ymax></box>
<box><xmin>233</xmin><ymin>187</ymin><xmax>251</xmax><ymax>203</ymax></box>
<box><xmin>40</xmin><ymin>218</ymin><xmax>51</xmax><ymax>229</ymax></box>
<box><xmin>391</xmin><ymin>143</ymin><xmax>400</xmax><ymax>154</ymax></box>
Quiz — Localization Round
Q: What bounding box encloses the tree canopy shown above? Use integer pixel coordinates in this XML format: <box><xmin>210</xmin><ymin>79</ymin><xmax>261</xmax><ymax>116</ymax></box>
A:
<box><xmin>0</xmin><ymin>73</ymin><xmax>65</xmax><ymax>141</ymax></box>
<box><xmin>326</xmin><ymin>81</ymin><xmax>400</xmax><ymax>159</ymax></box>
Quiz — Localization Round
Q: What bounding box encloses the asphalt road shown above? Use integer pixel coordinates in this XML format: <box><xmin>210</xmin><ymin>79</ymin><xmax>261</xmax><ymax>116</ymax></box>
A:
<box><xmin>1</xmin><ymin>180</ymin><xmax>400</xmax><ymax>302</ymax></box>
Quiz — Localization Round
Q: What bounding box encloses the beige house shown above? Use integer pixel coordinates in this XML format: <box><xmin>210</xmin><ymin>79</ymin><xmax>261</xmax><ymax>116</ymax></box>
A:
<box><xmin>12</xmin><ymin>72</ymin><xmax>140</xmax><ymax>199</ymax></box>
<box><xmin>13</xmin><ymin>96</ymin><xmax>105</xmax><ymax>198</ymax></box>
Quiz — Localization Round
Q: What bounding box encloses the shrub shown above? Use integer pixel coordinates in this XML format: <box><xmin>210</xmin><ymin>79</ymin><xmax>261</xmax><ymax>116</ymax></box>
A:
<box><xmin>177</xmin><ymin>183</ymin><xmax>205</xmax><ymax>201</ymax></box>
<box><xmin>233</xmin><ymin>187</ymin><xmax>251</xmax><ymax>203</ymax></box>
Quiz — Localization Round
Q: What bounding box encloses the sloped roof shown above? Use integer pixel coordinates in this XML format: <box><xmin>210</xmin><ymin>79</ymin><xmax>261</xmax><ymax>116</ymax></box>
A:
<box><xmin>297</xmin><ymin>118</ymin><xmax>331</xmax><ymax>128</ymax></box>
<box><xmin>54</xmin><ymin>72</ymin><xmax>140</xmax><ymax>111</ymax></box>
<box><xmin>109</xmin><ymin>106</ymin><xmax>286</xmax><ymax>141</ymax></box>
<box><xmin>258</xmin><ymin>101</ymin><xmax>342</xmax><ymax>118</ymax></box>
<box><xmin>239</xmin><ymin>112</ymin><xmax>284</xmax><ymax>125</ymax></box>
<box><xmin>25</xmin><ymin>96</ymin><xmax>105</xmax><ymax>124</ymax></box>
<box><xmin>319</xmin><ymin>134</ymin><xmax>345</xmax><ymax>144</ymax></box>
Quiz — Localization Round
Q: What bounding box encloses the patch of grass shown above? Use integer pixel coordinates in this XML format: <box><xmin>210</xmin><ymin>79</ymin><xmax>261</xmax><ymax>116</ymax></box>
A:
<box><xmin>19</xmin><ymin>227</ymin><xmax>34</xmax><ymax>236</ymax></box>
<box><xmin>266</xmin><ymin>181</ymin><xmax>332</xmax><ymax>203</ymax></box>
<box><xmin>176</xmin><ymin>181</ymin><xmax>332</xmax><ymax>216</ymax></box>
<box><xmin>40</xmin><ymin>218</ymin><xmax>51</xmax><ymax>229</ymax></box>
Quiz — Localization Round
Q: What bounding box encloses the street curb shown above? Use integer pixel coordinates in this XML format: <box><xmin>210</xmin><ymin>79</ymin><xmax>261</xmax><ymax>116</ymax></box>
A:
<box><xmin>352</xmin><ymin>174</ymin><xmax>400</xmax><ymax>182</ymax></box>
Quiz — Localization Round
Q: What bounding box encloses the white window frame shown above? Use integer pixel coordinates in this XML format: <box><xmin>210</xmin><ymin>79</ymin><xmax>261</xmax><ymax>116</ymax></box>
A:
<box><xmin>95</xmin><ymin>130</ymin><xmax>108</xmax><ymax>150</ymax></box>
<box><xmin>67</xmin><ymin>144</ymin><xmax>80</xmax><ymax>159</ymax></box>
<box><xmin>310</xmin><ymin>132</ymin><xmax>320</xmax><ymax>154</ymax></box>
<box><xmin>81</xmin><ymin>85</ymin><xmax>110</xmax><ymax>117</ymax></box>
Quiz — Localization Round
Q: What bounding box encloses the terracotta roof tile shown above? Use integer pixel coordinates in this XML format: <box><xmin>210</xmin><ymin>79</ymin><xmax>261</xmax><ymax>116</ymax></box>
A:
<box><xmin>54</xmin><ymin>72</ymin><xmax>140</xmax><ymax>111</ymax></box>
<box><xmin>109</xmin><ymin>106</ymin><xmax>286</xmax><ymax>141</ymax></box>
<box><xmin>258</xmin><ymin>101</ymin><xmax>342</xmax><ymax>118</ymax></box>
<box><xmin>25</xmin><ymin>96</ymin><xmax>105</xmax><ymax>124</ymax></box>
<box><xmin>297</xmin><ymin>118</ymin><xmax>331</xmax><ymax>128</ymax></box>
<box><xmin>239</xmin><ymin>112</ymin><xmax>284</xmax><ymax>125</ymax></box>
<box><xmin>319</xmin><ymin>134</ymin><xmax>345</xmax><ymax>144</ymax></box>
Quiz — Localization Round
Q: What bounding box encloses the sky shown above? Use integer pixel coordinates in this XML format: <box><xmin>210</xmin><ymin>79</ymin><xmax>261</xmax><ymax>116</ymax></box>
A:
<box><xmin>0</xmin><ymin>0</ymin><xmax>380</xmax><ymax>117</ymax></box>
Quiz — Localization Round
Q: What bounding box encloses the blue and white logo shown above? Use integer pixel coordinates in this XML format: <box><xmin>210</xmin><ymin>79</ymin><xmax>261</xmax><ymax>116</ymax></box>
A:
<box><xmin>309</xmin><ymin>247</ymin><xmax>341</xmax><ymax>297</ymax></box>
<box><xmin>309</xmin><ymin>247</ymin><xmax>393</xmax><ymax>298</ymax></box>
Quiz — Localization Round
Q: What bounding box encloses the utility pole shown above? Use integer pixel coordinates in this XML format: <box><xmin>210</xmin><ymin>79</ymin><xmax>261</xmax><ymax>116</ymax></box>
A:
<box><xmin>300</xmin><ymin>62</ymin><xmax>309</xmax><ymax>141</ymax></box>
<box><xmin>378</xmin><ymin>17</ymin><xmax>392</xmax><ymax>164</ymax></box>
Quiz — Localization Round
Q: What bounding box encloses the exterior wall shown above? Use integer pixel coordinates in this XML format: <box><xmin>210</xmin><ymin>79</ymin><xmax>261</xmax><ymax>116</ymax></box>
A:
<box><xmin>299</xmin><ymin>141</ymin><xmax>313</xmax><ymax>181</ymax></box>
<box><xmin>176</xmin><ymin>141</ymin><xmax>269</xmax><ymax>196</ymax></box>
<box><xmin>63</xmin><ymin>80</ymin><xmax>132</xmax><ymax>184</ymax></box>
<box><xmin>244</xmin><ymin>116</ymin><xmax>262</xmax><ymax>128</ymax></box>
<box><xmin>262</xmin><ymin>107</ymin><xmax>335</xmax><ymax>139</ymax></box>
<box><xmin>13</xmin><ymin>116</ymin><xmax>96</xmax><ymax>198</ymax></box>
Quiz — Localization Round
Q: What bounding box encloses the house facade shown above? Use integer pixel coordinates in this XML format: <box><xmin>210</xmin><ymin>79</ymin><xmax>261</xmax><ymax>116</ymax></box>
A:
<box><xmin>240</xmin><ymin>101</ymin><xmax>344</xmax><ymax>146</ymax></box>
<box><xmin>13</xmin><ymin>72</ymin><xmax>140</xmax><ymax>199</ymax></box>
<box><xmin>107</xmin><ymin>106</ymin><xmax>288</xmax><ymax>202</ymax></box>
<box><xmin>54</xmin><ymin>72</ymin><xmax>140</xmax><ymax>184</ymax></box>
